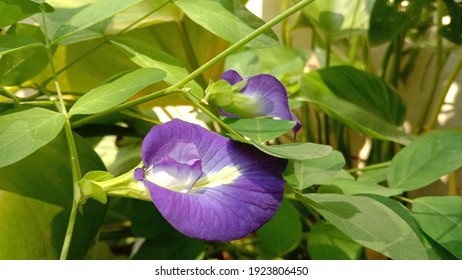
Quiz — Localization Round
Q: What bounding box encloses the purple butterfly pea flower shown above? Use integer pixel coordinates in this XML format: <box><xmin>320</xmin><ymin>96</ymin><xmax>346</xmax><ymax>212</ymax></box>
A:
<box><xmin>220</xmin><ymin>70</ymin><xmax>301</xmax><ymax>134</ymax></box>
<box><xmin>134</xmin><ymin>119</ymin><xmax>288</xmax><ymax>242</ymax></box>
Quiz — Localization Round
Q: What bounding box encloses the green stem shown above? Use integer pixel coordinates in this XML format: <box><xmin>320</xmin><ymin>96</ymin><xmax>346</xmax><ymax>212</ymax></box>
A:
<box><xmin>98</xmin><ymin>167</ymin><xmax>152</xmax><ymax>201</ymax></box>
<box><xmin>19</xmin><ymin>100</ymin><xmax>55</xmax><ymax>106</ymax></box>
<box><xmin>187</xmin><ymin>95</ymin><xmax>246</xmax><ymax>142</ymax></box>
<box><xmin>390</xmin><ymin>34</ymin><xmax>403</xmax><ymax>88</ymax></box>
<box><xmin>60</xmin><ymin>121</ymin><xmax>82</xmax><ymax>260</ymax></box>
<box><xmin>347</xmin><ymin>161</ymin><xmax>390</xmax><ymax>174</ymax></box>
<box><xmin>40</xmin><ymin>1</ymin><xmax>82</xmax><ymax>260</ymax></box>
<box><xmin>0</xmin><ymin>86</ymin><xmax>20</xmax><ymax>105</ymax></box>
<box><xmin>324</xmin><ymin>36</ymin><xmax>331</xmax><ymax>68</ymax></box>
<box><xmin>301</xmin><ymin>103</ymin><xmax>314</xmax><ymax>143</ymax></box>
<box><xmin>176</xmin><ymin>20</ymin><xmax>207</xmax><ymax>87</ymax></box>
<box><xmin>281</xmin><ymin>0</ymin><xmax>292</xmax><ymax>47</ymax></box>
<box><xmin>363</xmin><ymin>36</ymin><xmax>374</xmax><ymax>73</ymax></box>
<box><xmin>425</xmin><ymin>55</ymin><xmax>462</xmax><ymax>130</ymax></box>
<box><xmin>348</xmin><ymin>36</ymin><xmax>360</xmax><ymax>65</ymax></box>
<box><xmin>414</xmin><ymin>0</ymin><xmax>445</xmax><ymax>133</ymax></box>
<box><xmin>315</xmin><ymin>109</ymin><xmax>322</xmax><ymax>143</ymax></box>
<box><xmin>121</xmin><ymin>110</ymin><xmax>162</xmax><ymax>125</ymax></box>
<box><xmin>323</xmin><ymin>36</ymin><xmax>331</xmax><ymax>145</ymax></box>
<box><xmin>447</xmin><ymin>172</ymin><xmax>457</xmax><ymax>196</ymax></box>
<box><xmin>323</xmin><ymin>114</ymin><xmax>330</xmax><ymax>145</ymax></box>
<box><xmin>395</xmin><ymin>196</ymin><xmax>413</xmax><ymax>204</ymax></box>
<box><xmin>378</xmin><ymin>42</ymin><xmax>393</xmax><ymax>80</ymax></box>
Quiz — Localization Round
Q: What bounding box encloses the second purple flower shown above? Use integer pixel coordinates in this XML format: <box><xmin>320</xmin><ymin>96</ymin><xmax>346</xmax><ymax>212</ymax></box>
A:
<box><xmin>218</xmin><ymin>70</ymin><xmax>301</xmax><ymax>134</ymax></box>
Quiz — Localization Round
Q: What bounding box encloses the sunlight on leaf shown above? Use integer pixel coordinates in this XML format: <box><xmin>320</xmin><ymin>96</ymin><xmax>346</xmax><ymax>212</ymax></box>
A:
<box><xmin>413</xmin><ymin>196</ymin><xmax>462</xmax><ymax>259</ymax></box>
<box><xmin>52</xmin><ymin>0</ymin><xmax>144</xmax><ymax>43</ymax></box>
<box><xmin>223</xmin><ymin>118</ymin><xmax>296</xmax><ymax>143</ymax></box>
<box><xmin>254</xmin><ymin>142</ymin><xmax>332</xmax><ymax>160</ymax></box>
<box><xmin>173</xmin><ymin>0</ymin><xmax>278</xmax><ymax>48</ymax></box>
<box><xmin>298</xmin><ymin>193</ymin><xmax>429</xmax><ymax>259</ymax></box>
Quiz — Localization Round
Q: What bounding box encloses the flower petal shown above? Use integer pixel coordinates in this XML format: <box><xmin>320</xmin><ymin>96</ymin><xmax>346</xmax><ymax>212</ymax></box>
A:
<box><xmin>220</xmin><ymin>69</ymin><xmax>243</xmax><ymax>85</ymax></box>
<box><xmin>137</xmin><ymin>119</ymin><xmax>287</xmax><ymax>241</ymax></box>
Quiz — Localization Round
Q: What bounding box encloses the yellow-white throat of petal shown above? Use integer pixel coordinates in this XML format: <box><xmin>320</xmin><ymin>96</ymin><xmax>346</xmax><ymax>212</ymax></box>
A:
<box><xmin>193</xmin><ymin>166</ymin><xmax>241</xmax><ymax>190</ymax></box>
<box><xmin>145</xmin><ymin>165</ymin><xmax>241</xmax><ymax>193</ymax></box>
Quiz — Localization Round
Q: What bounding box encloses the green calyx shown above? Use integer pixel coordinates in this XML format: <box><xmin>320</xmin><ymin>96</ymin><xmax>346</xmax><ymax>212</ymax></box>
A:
<box><xmin>202</xmin><ymin>79</ymin><xmax>263</xmax><ymax>117</ymax></box>
<box><xmin>76</xmin><ymin>164</ymin><xmax>151</xmax><ymax>205</ymax></box>
<box><xmin>202</xmin><ymin>79</ymin><xmax>235</xmax><ymax>106</ymax></box>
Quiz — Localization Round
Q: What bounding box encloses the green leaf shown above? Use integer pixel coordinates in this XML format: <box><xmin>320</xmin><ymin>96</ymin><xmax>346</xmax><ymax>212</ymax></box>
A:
<box><xmin>0</xmin><ymin>0</ymin><xmax>53</xmax><ymax>28</ymax></box>
<box><xmin>0</xmin><ymin>35</ymin><xmax>43</xmax><ymax>55</ymax></box>
<box><xmin>308</xmin><ymin>223</ymin><xmax>363</xmax><ymax>260</ymax></box>
<box><xmin>173</xmin><ymin>0</ymin><xmax>278</xmax><ymax>48</ymax></box>
<box><xmin>369</xmin><ymin>0</ymin><xmax>428</xmax><ymax>45</ymax></box>
<box><xmin>301</xmin><ymin>0</ymin><xmax>373</xmax><ymax>40</ymax></box>
<box><xmin>254</xmin><ymin>142</ymin><xmax>333</xmax><ymax>160</ymax></box>
<box><xmin>298</xmin><ymin>193</ymin><xmax>429</xmax><ymax>259</ymax></box>
<box><xmin>0</xmin><ymin>132</ymin><xmax>107</xmax><ymax>259</ymax></box>
<box><xmin>69</xmin><ymin>68</ymin><xmax>166</xmax><ymax>115</ymax></box>
<box><xmin>0</xmin><ymin>107</ymin><xmax>66</xmax><ymax>168</ymax></box>
<box><xmin>306</xmin><ymin>65</ymin><xmax>406</xmax><ymax>125</ymax></box>
<box><xmin>111</xmin><ymin>37</ymin><xmax>204</xmax><ymax>97</ymax></box>
<box><xmin>413</xmin><ymin>196</ymin><xmax>462</xmax><ymax>259</ymax></box>
<box><xmin>52</xmin><ymin>0</ymin><xmax>144</xmax><ymax>43</ymax></box>
<box><xmin>257</xmin><ymin>198</ymin><xmax>302</xmax><ymax>257</ymax></box>
<box><xmin>223</xmin><ymin>118</ymin><xmax>296</xmax><ymax>143</ymax></box>
<box><xmin>357</xmin><ymin>167</ymin><xmax>388</xmax><ymax>183</ymax></box>
<box><xmin>369</xmin><ymin>194</ymin><xmax>454</xmax><ymax>260</ymax></box>
<box><xmin>296</xmin><ymin>66</ymin><xmax>411</xmax><ymax>145</ymax></box>
<box><xmin>388</xmin><ymin>130</ymin><xmax>462</xmax><ymax>191</ymax></box>
<box><xmin>284</xmin><ymin>150</ymin><xmax>345</xmax><ymax>190</ymax></box>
